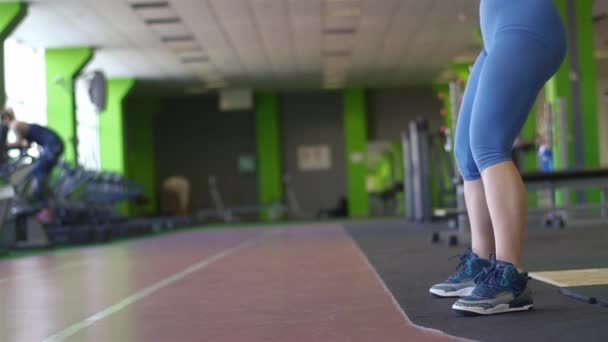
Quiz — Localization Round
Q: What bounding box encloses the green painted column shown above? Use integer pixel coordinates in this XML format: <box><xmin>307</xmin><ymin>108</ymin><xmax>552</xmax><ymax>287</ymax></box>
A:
<box><xmin>254</xmin><ymin>92</ymin><xmax>283</xmax><ymax>220</ymax></box>
<box><xmin>546</xmin><ymin>0</ymin><xmax>573</xmax><ymax>170</ymax></box>
<box><xmin>520</xmin><ymin>109</ymin><xmax>537</xmax><ymax>172</ymax></box>
<box><xmin>572</xmin><ymin>1</ymin><xmax>599</xmax><ymax>177</ymax></box>
<box><xmin>546</xmin><ymin>0</ymin><xmax>600</xmax><ymax>202</ymax></box>
<box><xmin>99</xmin><ymin>78</ymin><xmax>135</xmax><ymax>174</ymax></box>
<box><xmin>343</xmin><ymin>88</ymin><xmax>369</xmax><ymax>217</ymax></box>
<box><xmin>521</xmin><ymin>107</ymin><xmax>539</xmax><ymax>208</ymax></box>
<box><xmin>45</xmin><ymin>47</ymin><xmax>93</xmax><ymax>164</ymax></box>
<box><xmin>0</xmin><ymin>2</ymin><xmax>27</xmax><ymax>107</ymax></box>
<box><xmin>545</xmin><ymin>0</ymin><xmax>571</xmax><ymax>208</ymax></box>
<box><xmin>124</xmin><ymin>94</ymin><xmax>161</xmax><ymax>216</ymax></box>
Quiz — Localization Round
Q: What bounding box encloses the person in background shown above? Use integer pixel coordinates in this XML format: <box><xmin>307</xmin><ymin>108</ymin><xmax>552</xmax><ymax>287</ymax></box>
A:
<box><xmin>1</xmin><ymin>108</ymin><xmax>64</xmax><ymax>202</ymax></box>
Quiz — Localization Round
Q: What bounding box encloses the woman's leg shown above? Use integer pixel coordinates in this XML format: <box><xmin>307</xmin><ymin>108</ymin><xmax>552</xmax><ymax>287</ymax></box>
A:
<box><xmin>453</xmin><ymin>50</ymin><xmax>495</xmax><ymax>258</ymax></box>
<box><xmin>429</xmin><ymin>50</ymin><xmax>494</xmax><ymax>298</ymax></box>
<box><xmin>468</xmin><ymin>31</ymin><xmax>565</xmax><ymax>268</ymax></box>
<box><xmin>452</xmin><ymin>30</ymin><xmax>564</xmax><ymax>315</ymax></box>
<box><xmin>463</xmin><ymin>180</ymin><xmax>495</xmax><ymax>258</ymax></box>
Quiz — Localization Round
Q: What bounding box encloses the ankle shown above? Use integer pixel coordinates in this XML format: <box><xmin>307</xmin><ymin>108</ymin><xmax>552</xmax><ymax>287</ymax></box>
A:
<box><xmin>495</xmin><ymin>252</ymin><xmax>521</xmax><ymax>269</ymax></box>
<box><xmin>471</xmin><ymin>246</ymin><xmax>494</xmax><ymax>260</ymax></box>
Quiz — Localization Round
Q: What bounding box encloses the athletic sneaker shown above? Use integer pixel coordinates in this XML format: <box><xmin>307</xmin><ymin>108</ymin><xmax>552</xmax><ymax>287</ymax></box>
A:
<box><xmin>452</xmin><ymin>258</ymin><xmax>533</xmax><ymax>315</ymax></box>
<box><xmin>429</xmin><ymin>249</ymin><xmax>491</xmax><ymax>298</ymax></box>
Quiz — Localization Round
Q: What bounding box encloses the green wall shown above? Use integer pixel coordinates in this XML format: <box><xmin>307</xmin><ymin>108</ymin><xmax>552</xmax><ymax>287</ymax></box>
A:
<box><xmin>99</xmin><ymin>78</ymin><xmax>135</xmax><ymax>173</ymax></box>
<box><xmin>546</xmin><ymin>0</ymin><xmax>599</xmax><ymax>202</ymax></box>
<box><xmin>124</xmin><ymin>94</ymin><xmax>161</xmax><ymax>216</ymax></box>
<box><xmin>573</xmin><ymin>1</ymin><xmax>599</xmax><ymax>173</ymax></box>
<box><xmin>45</xmin><ymin>47</ymin><xmax>93</xmax><ymax>164</ymax></box>
<box><xmin>343</xmin><ymin>88</ymin><xmax>369</xmax><ymax>217</ymax></box>
<box><xmin>519</xmin><ymin>107</ymin><xmax>538</xmax><ymax>173</ymax></box>
<box><xmin>254</xmin><ymin>92</ymin><xmax>283</xmax><ymax>219</ymax></box>
<box><xmin>0</xmin><ymin>2</ymin><xmax>27</xmax><ymax>107</ymax></box>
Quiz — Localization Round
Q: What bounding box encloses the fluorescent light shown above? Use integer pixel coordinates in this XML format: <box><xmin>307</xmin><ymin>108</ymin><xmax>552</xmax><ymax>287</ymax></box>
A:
<box><xmin>180</xmin><ymin>56</ymin><xmax>209</xmax><ymax>64</ymax></box>
<box><xmin>161</xmin><ymin>35</ymin><xmax>195</xmax><ymax>42</ymax></box>
<box><xmin>130</xmin><ymin>1</ymin><xmax>169</xmax><ymax>10</ymax></box>
<box><xmin>323</xmin><ymin>28</ymin><xmax>356</xmax><ymax>35</ymax></box>
<box><xmin>172</xmin><ymin>46</ymin><xmax>204</xmax><ymax>53</ymax></box>
<box><xmin>145</xmin><ymin>17</ymin><xmax>181</xmax><ymax>24</ymax></box>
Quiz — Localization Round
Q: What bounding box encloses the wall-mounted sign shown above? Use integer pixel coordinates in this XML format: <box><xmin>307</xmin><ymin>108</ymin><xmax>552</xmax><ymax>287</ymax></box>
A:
<box><xmin>238</xmin><ymin>155</ymin><xmax>256</xmax><ymax>173</ymax></box>
<box><xmin>297</xmin><ymin>145</ymin><xmax>332</xmax><ymax>171</ymax></box>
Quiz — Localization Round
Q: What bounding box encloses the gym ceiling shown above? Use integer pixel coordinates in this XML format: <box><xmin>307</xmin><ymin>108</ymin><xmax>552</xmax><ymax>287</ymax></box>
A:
<box><xmin>6</xmin><ymin>0</ymin><xmax>608</xmax><ymax>91</ymax></box>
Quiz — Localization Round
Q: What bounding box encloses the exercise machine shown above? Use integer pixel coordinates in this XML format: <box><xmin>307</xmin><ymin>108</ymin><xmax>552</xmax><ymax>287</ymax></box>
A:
<box><xmin>198</xmin><ymin>175</ymin><xmax>309</xmax><ymax>223</ymax></box>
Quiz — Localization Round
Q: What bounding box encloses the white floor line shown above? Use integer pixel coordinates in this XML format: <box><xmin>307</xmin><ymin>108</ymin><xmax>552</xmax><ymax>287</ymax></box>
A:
<box><xmin>346</xmin><ymin>227</ymin><xmax>473</xmax><ymax>342</ymax></box>
<box><xmin>0</xmin><ymin>261</ymin><xmax>85</xmax><ymax>285</ymax></box>
<box><xmin>43</xmin><ymin>232</ymin><xmax>276</xmax><ymax>342</ymax></box>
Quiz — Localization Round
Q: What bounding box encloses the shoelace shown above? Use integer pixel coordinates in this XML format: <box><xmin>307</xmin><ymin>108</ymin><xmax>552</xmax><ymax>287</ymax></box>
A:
<box><xmin>473</xmin><ymin>263</ymin><xmax>502</xmax><ymax>286</ymax></box>
<box><xmin>472</xmin><ymin>253</ymin><xmax>500</xmax><ymax>285</ymax></box>
<box><xmin>447</xmin><ymin>249</ymin><xmax>472</xmax><ymax>280</ymax></box>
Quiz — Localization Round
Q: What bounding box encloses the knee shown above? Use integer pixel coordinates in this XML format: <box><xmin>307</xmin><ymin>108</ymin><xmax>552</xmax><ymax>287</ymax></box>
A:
<box><xmin>454</xmin><ymin>135</ymin><xmax>481</xmax><ymax>181</ymax></box>
<box><xmin>470</xmin><ymin>134</ymin><xmax>513</xmax><ymax>173</ymax></box>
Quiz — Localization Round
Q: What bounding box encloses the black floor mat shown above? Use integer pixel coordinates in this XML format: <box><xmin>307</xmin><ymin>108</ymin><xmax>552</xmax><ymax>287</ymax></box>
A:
<box><xmin>346</xmin><ymin>221</ymin><xmax>608</xmax><ymax>342</ymax></box>
<box><xmin>560</xmin><ymin>285</ymin><xmax>608</xmax><ymax>307</ymax></box>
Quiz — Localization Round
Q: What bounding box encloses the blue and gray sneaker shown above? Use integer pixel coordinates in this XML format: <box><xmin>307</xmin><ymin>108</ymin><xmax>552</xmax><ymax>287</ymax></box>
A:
<box><xmin>452</xmin><ymin>258</ymin><xmax>533</xmax><ymax>315</ymax></box>
<box><xmin>429</xmin><ymin>249</ymin><xmax>491</xmax><ymax>298</ymax></box>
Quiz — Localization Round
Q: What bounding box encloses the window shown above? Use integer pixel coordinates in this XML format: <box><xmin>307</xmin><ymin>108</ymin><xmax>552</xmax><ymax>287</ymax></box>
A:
<box><xmin>75</xmin><ymin>75</ymin><xmax>101</xmax><ymax>170</ymax></box>
<box><xmin>4</xmin><ymin>38</ymin><xmax>46</xmax><ymax>158</ymax></box>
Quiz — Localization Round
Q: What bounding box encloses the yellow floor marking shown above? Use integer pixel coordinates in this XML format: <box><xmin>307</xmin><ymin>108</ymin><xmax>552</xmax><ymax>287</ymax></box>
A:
<box><xmin>529</xmin><ymin>268</ymin><xmax>608</xmax><ymax>287</ymax></box>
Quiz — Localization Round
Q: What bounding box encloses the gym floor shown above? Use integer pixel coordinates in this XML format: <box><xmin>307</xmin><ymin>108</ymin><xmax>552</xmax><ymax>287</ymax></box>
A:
<box><xmin>1</xmin><ymin>221</ymin><xmax>607</xmax><ymax>342</ymax></box>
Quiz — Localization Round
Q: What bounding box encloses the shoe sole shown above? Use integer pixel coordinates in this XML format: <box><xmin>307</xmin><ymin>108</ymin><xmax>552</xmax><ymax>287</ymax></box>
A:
<box><xmin>429</xmin><ymin>287</ymin><xmax>474</xmax><ymax>298</ymax></box>
<box><xmin>452</xmin><ymin>303</ymin><xmax>534</xmax><ymax>316</ymax></box>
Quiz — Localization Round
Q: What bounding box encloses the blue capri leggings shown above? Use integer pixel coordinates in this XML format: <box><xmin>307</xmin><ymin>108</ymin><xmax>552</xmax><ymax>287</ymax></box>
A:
<box><xmin>455</xmin><ymin>0</ymin><xmax>567</xmax><ymax>181</ymax></box>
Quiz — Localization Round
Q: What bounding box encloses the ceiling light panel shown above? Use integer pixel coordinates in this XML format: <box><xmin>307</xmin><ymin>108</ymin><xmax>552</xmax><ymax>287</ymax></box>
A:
<box><xmin>180</xmin><ymin>56</ymin><xmax>210</xmax><ymax>64</ymax></box>
<box><xmin>324</xmin><ymin>0</ymin><xmax>360</xmax><ymax>33</ymax></box>
<box><xmin>190</xmin><ymin>64</ymin><xmax>218</xmax><ymax>76</ymax></box>
<box><xmin>127</xmin><ymin>1</ymin><xmax>170</xmax><ymax>8</ymax></box>
<box><xmin>326</xmin><ymin>0</ymin><xmax>360</xmax><ymax>14</ymax></box>
<box><xmin>323</xmin><ymin>59</ymin><xmax>350</xmax><ymax>74</ymax></box>
<box><xmin>144</xmin><ymin>17</ymin><xmax>181</xmax><ymax>24</ymax></box>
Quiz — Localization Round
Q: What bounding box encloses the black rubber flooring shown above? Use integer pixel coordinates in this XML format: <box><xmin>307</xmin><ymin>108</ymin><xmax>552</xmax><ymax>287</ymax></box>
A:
<box><xmin>347</xmin><ymin>220</ymin><xmax>608</xmax><ymax>342</ymax></box>
<box><xmin>560</xmin><ymin>285</ymin><xmax>608</xmax><ymax>307</ymax></box>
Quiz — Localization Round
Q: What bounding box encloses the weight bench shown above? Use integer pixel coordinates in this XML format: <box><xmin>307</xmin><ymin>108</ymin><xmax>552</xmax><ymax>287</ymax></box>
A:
<box><xmin>523</xmin><ymin>169</ymin><xmax>608</xmax><ymax>227</ymax></box>
<box><xmin>431</xmin><ymin>169</ymin><xmax>608</xmax><ymax>246</ymax></box>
